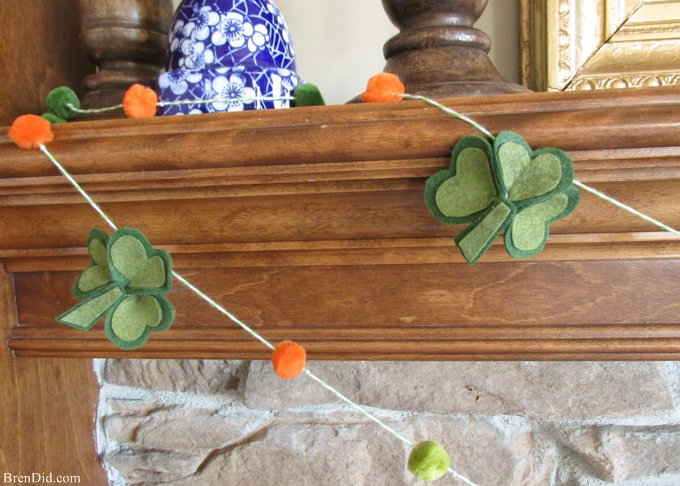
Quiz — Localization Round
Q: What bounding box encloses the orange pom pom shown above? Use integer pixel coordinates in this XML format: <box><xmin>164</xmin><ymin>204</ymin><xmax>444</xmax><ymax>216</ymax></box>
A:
<box><xmin>123</xmin><ymin>84</ymin><xmax>158</xmax><ymax>119</ymax></box>
<box><xmin>272</xmin><ymin>340</ymin><xmax>307</xmax><ymax>379</ymax></box>
<box><xmin>361</xmin><ymin>73</ymin><xmax>406</xmax><ymax>103</ymax></box>
<box><xmin>8</xmin><ymin>114</ymin><xmax>54</xmax><ymax>150</ymax></box>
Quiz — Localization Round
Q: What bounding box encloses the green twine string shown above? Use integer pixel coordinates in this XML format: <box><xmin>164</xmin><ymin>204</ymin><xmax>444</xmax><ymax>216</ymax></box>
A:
<box><xmin>400</xmin><ymin>94</ymin><xmax>496</xmax><ymax>140</ymax></box>
<box><xmin>66</xmin><ymin>95</ymin><xmax>298</xmax><ymax>115</ymax></box>
<box><xmin>37</xmin><ymin>142</ymin><xmax>478</xmax><ymax>485</ymax></box>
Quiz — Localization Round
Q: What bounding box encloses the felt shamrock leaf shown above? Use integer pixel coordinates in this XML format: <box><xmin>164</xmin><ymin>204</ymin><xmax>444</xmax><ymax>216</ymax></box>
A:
<box><xmin>72</xmin><ymin>229</ymin><xmax>112</xmax><ymax>298</ymax></box>
<box><xmin>57</xmin><ymin>227</ymin><xmax>175</xmax><ymax>350</ymax></box>
<box><xmin>425</xmin><ymin>131</ymin><xmax>580</xmax><ymax>263</ymax></box>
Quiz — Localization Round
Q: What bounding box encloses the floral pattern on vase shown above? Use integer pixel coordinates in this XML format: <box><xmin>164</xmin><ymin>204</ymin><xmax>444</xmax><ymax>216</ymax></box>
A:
<box><xmin>155</xmin><ymin>0</ymin><xmax>302</xmax><ymax>115</ymax></box>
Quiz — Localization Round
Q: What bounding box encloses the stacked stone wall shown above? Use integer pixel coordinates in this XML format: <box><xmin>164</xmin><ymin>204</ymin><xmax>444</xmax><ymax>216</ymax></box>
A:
<box><xmin>98</xmin><ymin>360</ymin><xmax>680</xmax><ymax>485</ymax></box>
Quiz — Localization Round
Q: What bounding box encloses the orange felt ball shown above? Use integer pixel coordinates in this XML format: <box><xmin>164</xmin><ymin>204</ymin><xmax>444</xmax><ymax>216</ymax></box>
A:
<box><xmin>272</xmin><ymin>340</ymin><xmax>307</xmax><ymax>379</ymax></box>
<box><xmin>360</xmin><ymin>73</ymin><xmax>406</xmax><ymax>103</ymax></box>
<box><xmin>123</xmin><ymin>84</ymin><xmax>158</xmax><ymax>119</ymax></box>
<box><xmin>8</xmin><ymin>114</ymin><xmax>54</xmax><ymax>150</ymax></box>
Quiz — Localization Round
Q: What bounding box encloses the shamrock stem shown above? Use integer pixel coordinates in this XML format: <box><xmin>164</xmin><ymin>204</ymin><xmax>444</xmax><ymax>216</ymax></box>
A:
<box><xmin>455</xmin><ymin>200</ymin><xmax>514</xmax><ymax>264</ymax></box>
<box><xmin>57</xmin><ymin>285</ymin><xmax>124</xmax><ymax>331</ymax></box>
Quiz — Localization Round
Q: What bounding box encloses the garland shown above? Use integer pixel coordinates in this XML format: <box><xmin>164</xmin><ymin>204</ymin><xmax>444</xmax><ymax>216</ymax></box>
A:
<box><xmin>6</xmin><ymin>73</ymin><xmax>678</xmax><ymax>484</ymax></box>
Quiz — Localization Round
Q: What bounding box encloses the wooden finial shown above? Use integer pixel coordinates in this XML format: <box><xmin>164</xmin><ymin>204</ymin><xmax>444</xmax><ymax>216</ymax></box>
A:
<box><xmin>76</xmin><ymin>0</ymin><xmax>174</xmax><ymax>117</ymax></box>
<box><xmin>380</xmin><ymin>0</ymin><xmax>530</xmax><ymax>97</ymax></box>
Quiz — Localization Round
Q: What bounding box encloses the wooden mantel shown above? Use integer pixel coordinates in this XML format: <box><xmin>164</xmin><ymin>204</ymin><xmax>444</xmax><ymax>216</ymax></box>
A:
<box><xmin>2</xmin><ymin>87</ymin><xmax>680</xmax><ymax>361</ymax></box>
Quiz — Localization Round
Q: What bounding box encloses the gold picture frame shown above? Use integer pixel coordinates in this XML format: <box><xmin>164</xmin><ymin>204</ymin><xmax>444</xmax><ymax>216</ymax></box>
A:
<box><xmin>520</xmin><ymin>0</ymin><xmax>680</xmax><ymax>91</ymax></box>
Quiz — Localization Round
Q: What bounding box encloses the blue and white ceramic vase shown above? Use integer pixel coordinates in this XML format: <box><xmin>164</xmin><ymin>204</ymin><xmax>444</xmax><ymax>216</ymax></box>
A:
<box><xmin>155</xmin><ymin>0</ymin><xmax>302</xmax><ymax>115</ymax></box>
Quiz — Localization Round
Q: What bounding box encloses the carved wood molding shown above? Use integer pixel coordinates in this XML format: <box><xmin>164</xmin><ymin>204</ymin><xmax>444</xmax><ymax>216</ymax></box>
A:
<box><xmin>2</xmin><ymin>87</ymin><xmax>680</xmax><ymax>360</ymax></box>
<box><xmin>521</xmin><ymin>0</ymin><xmax>680</xmax><ymax>91</ymax></box>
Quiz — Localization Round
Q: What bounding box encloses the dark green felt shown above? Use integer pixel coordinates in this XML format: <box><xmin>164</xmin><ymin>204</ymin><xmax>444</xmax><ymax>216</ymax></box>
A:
<box><xmin>45</xmin><ymin>86</ymin><xmax>80</xmax><ymax>121</ymax></box>
<box><xmin>293</xmin><ymin>83</ymin><xmax>326</xmax><ymax>107</ymax></box>
<box><xmin>424</xmin><ymin>131</ymin><xmax>580</xmax><ymax>263</ymax></box>
<box><xmin>424</xmin><ymin>135</ymin><xmax>497</xmax><ymax>224</ymax></box>
<box><xmin>41</xmin><ymin>112</ymin><xmax>67</xmax><ymax>124</ymax></box>
<box><xmin>57</xmin><ymin>227</ymin><xmax>175</xmax><ymax>350</ymax></box>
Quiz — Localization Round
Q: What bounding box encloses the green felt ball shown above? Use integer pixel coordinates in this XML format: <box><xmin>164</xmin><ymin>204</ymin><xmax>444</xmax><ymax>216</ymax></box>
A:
<box><xmin>41</xmin><ymin>112</ymin><xmax>67</xmax><ymax>124</ymax></box>
<box><xmin>294</xmin><ymin>83</ymin><xmax>325</xmax><ymax>107</ymax></box>
<box><xmin>408</xmin><ymin>441</ymin><xmax>451</xmax><ymax>482</ymax></box>
<box><xmin>45</xmin><ymin>86</ymin><xmax>81</xmax><ymax>120</ymax></box>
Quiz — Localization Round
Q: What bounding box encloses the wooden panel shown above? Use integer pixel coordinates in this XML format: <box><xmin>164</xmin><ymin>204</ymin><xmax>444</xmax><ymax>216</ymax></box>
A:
<box><xmin>0</xmin><ymin>265</ymin><xmax>106</xmax><ymax>482</ymax></box>
<box><xmin>8</xmin><ymin>260</ymin><xmax>680</xmax><ymax>360</ymax></box>
<box><xmin>0</xmin><ymin>0</ymin><xmax>94</xmax><ymax>125</ymax></box>
<box><xmin>2</xmin><ymin>87</ymin><xmax>680</xmax><ymax>360</ymax></box>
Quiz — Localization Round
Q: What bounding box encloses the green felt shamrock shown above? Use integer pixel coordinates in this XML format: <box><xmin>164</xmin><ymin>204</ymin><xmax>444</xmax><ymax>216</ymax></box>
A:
<box><xmin>425</xmin><ymin>131</ymin><xmax>580</xmax><ymax>264</ymax></box>
<box><xmin>57</xmin><ymin>227</ymin><xmax>175</xmax><ymax>350</ymax></box>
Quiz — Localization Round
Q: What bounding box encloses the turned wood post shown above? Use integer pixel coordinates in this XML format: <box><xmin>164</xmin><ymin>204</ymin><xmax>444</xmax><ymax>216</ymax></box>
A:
<box><xmin>76</xmin><ymin>0</ymin><xmax>174</xmax><ymax>114</ymax></box>
<box><xmin>380</xmin><ymin>0</ymin><xmax>530</xmax><ymax>97</ymax></box>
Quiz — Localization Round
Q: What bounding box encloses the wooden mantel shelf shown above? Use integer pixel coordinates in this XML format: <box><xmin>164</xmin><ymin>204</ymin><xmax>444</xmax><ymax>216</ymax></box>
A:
<box><xmin>2</xmin><ymin>87</ymin><xmax>680</xmax><ymax>360</ymax></box>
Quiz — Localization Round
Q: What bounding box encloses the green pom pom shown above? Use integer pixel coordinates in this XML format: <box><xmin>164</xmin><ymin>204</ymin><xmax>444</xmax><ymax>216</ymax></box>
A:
<box><xmin>408</xmin><ymin>441</ymin><xmax>451</xmax><ymax>482</ymax></box>
<box><xmin>294</xmin><ymin>83</ymin><xmax>325</xmax><ymax>107</ymax></box>
<box><xmin>41</xmin><ymin>112</ymin><xmax>67</xmax><ymax>124</ymax></box>
<box><xmin>45</xmin><ymin>86</ymin><xmax>80</xmax><ymax>120</ymax></box>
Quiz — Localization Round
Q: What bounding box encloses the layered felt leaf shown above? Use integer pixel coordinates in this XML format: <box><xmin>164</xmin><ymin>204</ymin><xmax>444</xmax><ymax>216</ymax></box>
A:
<box><xmin>56</xmin><ymin>227</ymin><xmax>174</xmax><ymax>349</ymax></box>
<box><xmin>73</xmin><ymin>229</ymin><xmax>112</xmax><ymax>298</ymax></box>
<box><xmin>424</xmin><ymin>131</ymin><xmax>580</xmax><ymax>263</ymax></box>
<box><xmin>425</xmin><ymin>135</ymin><xmax>497</xmax><ymax>224</ymax></box>
<box><xmin>493</xmin><ymin>131</ymin><xmax>575</xmax><ymax>206</ymax></box>
<box><xmin>505</xmin><ymin>186</ymin><xmax>581</xmax><ymax>259</ymax></box>
<box><xmin>105</xmin><ymin>294</ymin><xmax>174</xmax><ymax>350</ymax></box>
<box><xmin>107</xmin><ymin>227</ymin><xmax>172</xmax><ymax>294</ymax></box>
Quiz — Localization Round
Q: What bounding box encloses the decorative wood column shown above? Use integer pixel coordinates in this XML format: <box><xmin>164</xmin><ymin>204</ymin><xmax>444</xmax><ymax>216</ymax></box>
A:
<box><xmin>380</xmin><ymin>0</ymin><xmax>530</xmax><ymax>97</ymax></box>
<box><xmin>76</xmin><ymin>0</ymin><xmax>174</xmax><ymax>114</ymax></box>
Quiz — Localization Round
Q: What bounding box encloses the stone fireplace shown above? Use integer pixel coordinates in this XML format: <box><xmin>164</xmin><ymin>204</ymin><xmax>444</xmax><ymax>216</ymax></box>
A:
<box><xmin>97</xmin><ymin>359</ymin><xmax>680</xmax><ymax>484</ymax></box>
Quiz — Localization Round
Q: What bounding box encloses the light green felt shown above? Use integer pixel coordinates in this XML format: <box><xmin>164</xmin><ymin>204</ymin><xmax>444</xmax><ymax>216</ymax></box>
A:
<box><xmin>73</xmin><ymin>229</ymin><xmax>112</xmax><ymax>298</ymax></box>
<box><xmin>108</xmin><ymin>228</ymin><xmax>171</xmax><ymax>292</ymax></box>
<box><xmin>435</xmin><ymin>147</ymin><xmax>496</xmax><ymax>218</ymax></box>
<box><xmin>408</xmin><ymin>441</ymin><xmax>451</xmax><ymax>482</ymax></box>
<box><xmin>110</xmin><ymin>295</ymin><xmax>162</xmax><ymax>341</ymax></box>
<box><xmin>456</xmin><ymin>200</ymin><xmax>513</xmax><ymax>264</ymax></box>
<box><xmin>424</xmin><ymin>135</ymin><xmax>496</xmax><ymax>225</ymax></box>
<box><xmin>105</xmin><ymin>294</ymin><xmax>174</xmax><ymax>350</ymax></box>
<box><xmin>505</xmin><ymin>185</ymin><xmax>581</xmax><ymax>259</ymax></box>
<box><xmin>57</xmin><ymin>285</ymin><xmax>124</xmax><ymax>330</ymax></box>
<box><xmin>493</xmin><ymin>131</ymin><xmax>575</xmax><ymax>208</ymax></box>
<box><xmin>76</xmin><ymin>238</ymin><xmax>111</xmax><ymax>293</ymax></box>
<box><xmin>511</xmin><ymin>194</ymin><xmax>569</xmax><ymax>251</ymax></box>
<box><xmin>497</xmin><ymin>142</ymin><xmax>562</xmax><ymax>202</ymax></box>
<box><xmin>77</xmin><ymin>265</ymin><xmax>112</xmax><ymax>294</ymax></box>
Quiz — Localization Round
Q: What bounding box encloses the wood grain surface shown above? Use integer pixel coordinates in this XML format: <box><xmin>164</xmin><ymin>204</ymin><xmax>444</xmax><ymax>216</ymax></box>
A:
<box><xmin>0</xmin><ymin>0</ymin><xmax>94</xmax><ymax>125</ymax></box>
<box><xmin>0</xmin><ymin>264</ymin><xmax>106</xmax><ymax>482</ymax></box>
